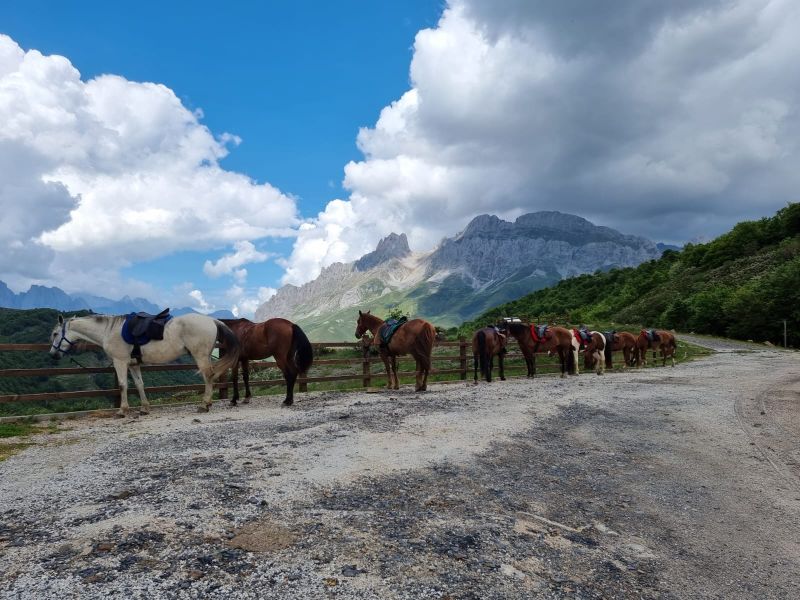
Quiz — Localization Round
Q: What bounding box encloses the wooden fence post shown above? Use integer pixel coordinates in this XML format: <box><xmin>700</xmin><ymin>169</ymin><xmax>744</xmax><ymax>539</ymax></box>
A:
<box><xmin>362</xmin><ymin>356</ymin><xmax>371</xmax><ymax>388</ymax></box>
<box><xmin>459</xmin><ymin>336</ymin><xmax>467</xmax><ymax>380</ymax></box>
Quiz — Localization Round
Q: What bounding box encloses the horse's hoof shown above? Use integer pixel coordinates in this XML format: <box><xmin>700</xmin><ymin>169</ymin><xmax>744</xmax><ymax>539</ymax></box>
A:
<box><xmin>114</xmin><ymin>412</ymin><xmax>126</xmax><ymax>419</ymax></box>
<box><xmin>229</xmin><ymin>400</ymin><xmax>238</xmax><ymax>407</ymax></box>
<box><xmin>500</xmin><ymin>377</ymin><xmax>506</xmax><ymax>381</ymax></box>
<box><xmin>197</xmin><ymin>405</ymin><xmax>210</xmax><ymax>413</ymax></box>
<box><xmin>243</xmin><ymin>398</ymin><xmax>251</xmax><ymax>404</ymax></box>
<box><xmin>139</xmin><ymin>410</ymin><xmax>150</xmax><ymax>416</ymax></box>
<box><xmin>282</xmin><ymin>399</ymin><xmax>294</xmax><ymax>407</ymax></box>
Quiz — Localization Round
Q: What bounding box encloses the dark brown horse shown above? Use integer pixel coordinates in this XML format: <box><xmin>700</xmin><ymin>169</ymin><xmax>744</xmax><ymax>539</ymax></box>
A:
<box><xmin>505</xmin><ymin>322</ymin><xmax>575</xmax><ymax>378</ymax></box>
<box><xmin>355</xmin><ymin>310</ymin><xmax>435</xmax><ymax>391</ymax></box>
<box><xmin>635</xmin><ymin>329</ymin><xmax>677</xmax><ymax>367</ymax></box>
<box><xmin>472</xmin><ymin>327</ymin><xmax>507</xmax><ymax>383</ymax></box>
<box><xmin>220</xmin><ymin>318</ymin><xmax>313</xmax><ymax>406</ymax></box>
<box><xmin>582</xmin><ymin>331</ymin><xmax>606</xmax><ymax>375</ymax></box>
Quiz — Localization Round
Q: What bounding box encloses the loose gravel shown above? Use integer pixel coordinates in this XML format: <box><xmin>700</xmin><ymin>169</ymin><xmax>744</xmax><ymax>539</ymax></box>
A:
<box><xmin>1</xmin><ymin>339</ymin><xmax>799</xmax><ymax>599</ymax></box>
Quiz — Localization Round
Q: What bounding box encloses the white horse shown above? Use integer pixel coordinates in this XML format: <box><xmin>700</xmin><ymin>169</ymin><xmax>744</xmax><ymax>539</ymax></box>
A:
<box><xmin>586</xmin><ymin>330</ymin><xmax>606</xmax><ymax>375</ymax></box>
<box><xmin>49</xmin><ymin>313</ymin><xmax>240</xmax><ymax>416</ymax></box>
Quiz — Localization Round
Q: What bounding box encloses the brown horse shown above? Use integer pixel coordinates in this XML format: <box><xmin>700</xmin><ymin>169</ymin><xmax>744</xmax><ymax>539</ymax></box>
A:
<box><xmin>635</xmin><ymin>329</ymin><xmax>677</xmax><ymax>367</ymax></box>
<box><xmin>597</xmin><ymin>331</ymin><xmax>638</xmax><ymax>369</ymax></box>
<box><xmin>472</xmin><ymin>327</ymin><xmax>507</xmax><ymax>383</ymax></box>
<box><xmin>355</xmin><ymin>310</ymin><xmax>435</xmax><ymax>391</ymax></box>
<box><xmin>505</xmin><ymin>322</ymin><xmax>575</xmax><ymax>378</ymax></box>
<box><xmin>582</xmin><ymin>331</ymin><xmax>606</xmax><ymax>375</ymax></box>
<box><xmin>220</xmin><ymin>318</ymin><xmax>313</xmax><ymax>406</ymax></box>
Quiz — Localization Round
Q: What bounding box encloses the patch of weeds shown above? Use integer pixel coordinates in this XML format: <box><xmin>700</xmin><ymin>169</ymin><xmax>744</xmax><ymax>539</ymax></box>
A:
<box><xmin>0</xmin><ymin>421</ymin><xmax>38</xmax><ymax>439</ymax></box>
<box><xmin>0</xmin><ymin>441</ymin><xmax>32</xmax><ymax>461</ymax></box>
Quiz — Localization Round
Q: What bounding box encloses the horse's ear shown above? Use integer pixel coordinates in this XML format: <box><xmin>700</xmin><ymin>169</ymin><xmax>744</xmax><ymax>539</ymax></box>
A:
<box><xmin>358</xmin><ymin>310</ymin><xmax>363</xmax><ymax>316</ymax></box>
<box><xmin>58</xmin><ymin>314</ymin><xmax>64</xmax><ymax>325</ymax></box>
<box><xmin>366</xmin><ymin>310</ymin><xmax>371</xmax><ymax>315</ymax></box>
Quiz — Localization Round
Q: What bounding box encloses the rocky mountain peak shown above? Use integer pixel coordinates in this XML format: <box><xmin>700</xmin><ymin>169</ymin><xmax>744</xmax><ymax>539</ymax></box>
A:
<box><xmin>354</xmin><ymin>233</ymin><xmax>411</xmax><ymax>271</ymax></box>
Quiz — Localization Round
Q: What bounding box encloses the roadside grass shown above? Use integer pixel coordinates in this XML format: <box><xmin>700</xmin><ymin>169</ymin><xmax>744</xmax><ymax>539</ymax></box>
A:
<box><xmin>0</xmin><ymin>418</ymin><xmax>61</xmax><ymax>461</ymax></box>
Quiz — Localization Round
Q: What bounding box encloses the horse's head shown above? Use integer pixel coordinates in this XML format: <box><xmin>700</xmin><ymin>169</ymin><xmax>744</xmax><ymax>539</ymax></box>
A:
<box><xmin>49</xmin><ymin>314</ymin><xmax>76</xmax><ymax>359</ymax></box>
<box><xmin>355</xmin><ymin>310</ymin><xmax>371</xmax><ymax>339</ymax></box>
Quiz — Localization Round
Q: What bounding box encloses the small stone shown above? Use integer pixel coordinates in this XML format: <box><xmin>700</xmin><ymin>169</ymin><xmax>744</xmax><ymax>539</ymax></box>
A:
<box><xmin>323</xmin><ymin>577</ymin><xmax>339</xmax><ymax>587</ymax></box>
<box><xmin>188</xmin><ymin>569</ymin><xmax>204</xmax><ymax>580</ymax></box>
<box><xmin>341</xmin><ymin>564</ymin><xmax>366</xmax><ymax>577</ymax></box>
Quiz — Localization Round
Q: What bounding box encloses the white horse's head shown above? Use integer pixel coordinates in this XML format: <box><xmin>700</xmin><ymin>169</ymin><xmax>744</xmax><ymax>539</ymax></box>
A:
<box><xmin>49</xmin><ymin>314</ymin><xmax>77</xmax><ymax>359</ymax></box>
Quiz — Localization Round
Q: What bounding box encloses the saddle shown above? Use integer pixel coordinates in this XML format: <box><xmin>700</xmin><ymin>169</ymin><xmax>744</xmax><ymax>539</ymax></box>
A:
<box><xmin>603</xmin><ymin>330</ymin><xmax>617</xmax><ymax>346</ymax></box>
<box><xmin>642</xmin><ymin>329</ymin><xmax>660</xmax><ymax>343</ymax></box>
<box><xmin>574</xmin><ymin>327</ymin><xmax>593</xmax><ymax>347</ymax></box>
<box><xmin>530</xmin><ymin>324</ymin><xmax>550</xmax><ymax>343</ymax></box>
<box><xmin>379</xmin><ymin>316</ymin><xmax>407</xmax><ymax>347</ymax></box>
<box><xmin>122</xmin><ymin>308</ymin><xmax>172</xmax><ymax>362</ymax></box>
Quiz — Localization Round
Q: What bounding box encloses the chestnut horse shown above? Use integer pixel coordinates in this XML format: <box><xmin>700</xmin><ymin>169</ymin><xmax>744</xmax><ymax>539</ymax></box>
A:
<box><xmin>505</xmin><ymin>322</ymin><xmax>575</xmax><ymax>378</ymax></box>
<box><xmin>355</xmin><ymin>310</ymin><xmax>435</xmax><ymax>391</ymax></box>
<box><xmin>472</xmin><ymin>327</ymin><xmax>507</xmax><ymax>383</ymax></box>
<box><xmin>607</xmin><ymin>331</ymin><xmax>637</xmax><ymax>368</ymax></box>
<box><xmin>220</xmin><ymin>318</ymin><xmax>313</xmax><ymax>406</ymax></box>
<box><xmin>635</xmin><ymin>329</ymin><xmax>677</xmax><ymax>367</ymax></box>
<box><xmin>582</xmin><ymin>331</ymin><xmax>606</xmax><ymax>375</ymax></box>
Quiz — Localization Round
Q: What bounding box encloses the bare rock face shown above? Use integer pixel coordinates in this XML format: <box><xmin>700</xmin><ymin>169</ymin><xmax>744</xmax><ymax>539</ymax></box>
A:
<box><xmin>354</xmin><ymin>233</ymin><xmax>410</xmax><ymax>271</ymax></box>
<box><xmin>255</xmin><ymin>212</ymin><xmax>664</xmax><ymax>339</ymax></box>
<box><xmin>428</xmin><ymin>211</ymin><xmax>660</xmax><ymax>283</ymax></box>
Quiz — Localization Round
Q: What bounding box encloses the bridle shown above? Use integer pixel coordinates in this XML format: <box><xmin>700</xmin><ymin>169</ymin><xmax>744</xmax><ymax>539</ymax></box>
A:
<box><xmin>51</xmin><ymin>321</ymin><xmax>77</xmax><ymax>356</ymax></box>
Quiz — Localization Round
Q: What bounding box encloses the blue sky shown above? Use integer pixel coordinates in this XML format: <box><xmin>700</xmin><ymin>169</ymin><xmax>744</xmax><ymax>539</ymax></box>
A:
<box><xmin>0</xmin><ymin>1</ymin><xmax>443</xmax><ymax>310</ymax></box>
<box><xmin>1</xmin><ymin>1</ymin><xmax>798</xmax><ymax>316</ymax></box>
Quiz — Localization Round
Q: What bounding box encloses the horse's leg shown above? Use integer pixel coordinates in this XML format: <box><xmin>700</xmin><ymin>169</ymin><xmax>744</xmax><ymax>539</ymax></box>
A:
<box><xmin>381</xmin><ymin>353</ymin><xmax>392</xmax><ymax>389</ymax></box>
<box><xmin>596</xmin><ymin>351</ymin><xmax>604</xmax><ymax>375</ymax></box>
<box><xmin>391</xmin><ymin>355</ymin><xmax>400</xmax><ymax>390</ymax></box>
<box><xmin>242</xmin><ymin>359</ymin><xmax>252</xmax><ymax>404</ymax></box>
<box><xmin>129</xmin><ymin>365</ymin><xmax>150</xmax><ymax>414</ymax></box>
<box><xmin>559</xmin><ymin>348</ymin><xmax>567</xmax><ymax>378</ymax></box>
<box><xmin>487</xmin><ymin>355</ymin><xmax>493</xmax><ymax>383</ymax></box>
<box><xmin>194</xmin><ymin>355</ymin><xmax>215</xmax><ymax>412</ymax></box>
<box><xmin>230</xmin><ymin>360</ymin><xmax>240</xmax><ymax>406</ymax></box>
<box><xmin>112</xmin><ymin>360</ymin><xmax>130</xmax><ymax>418</ymax></box>
<box><xmin>473</xmin><ymin>352</ymin><xmax>479</xmax><ymax>383</ymax></box>
<box><xmin>414</xmin><ymin>357</ymin><xmax>423</xmax><ymax>391</ymax></box>
<box><xmin>573</xmin><ymin>344</ymin><xmax>580</xmax><ymax>375</ymax></box>
<box><xmin>273</xmin><ymin>354</ymin><xmax>296</xmax><ymax>406</ymax></box>
<box><xmin>499</xmin><ymin>350</ymin><xmax>506</xmax><ymax>381</ymax></box>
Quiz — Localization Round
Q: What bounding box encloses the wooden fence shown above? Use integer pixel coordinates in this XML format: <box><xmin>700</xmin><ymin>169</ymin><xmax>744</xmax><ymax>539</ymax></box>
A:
<box><xmin>0</xmin><ymin>339</ymin><xmax>564</xmax><ymax>415</ymax></box>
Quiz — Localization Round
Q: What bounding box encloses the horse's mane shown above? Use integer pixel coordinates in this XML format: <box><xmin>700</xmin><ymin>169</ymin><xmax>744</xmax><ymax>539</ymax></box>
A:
<box><xmin>505</xmin><ymin>321</ymin><xmax>528</xmax><ymax>337</ymax></box>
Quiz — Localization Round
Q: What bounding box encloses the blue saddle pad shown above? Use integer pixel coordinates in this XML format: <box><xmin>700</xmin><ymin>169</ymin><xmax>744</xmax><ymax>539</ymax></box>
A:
<box><xmin>379</xmin><ymin>317</ymin><xmax>408</xmax><ymax>346</ymax></box>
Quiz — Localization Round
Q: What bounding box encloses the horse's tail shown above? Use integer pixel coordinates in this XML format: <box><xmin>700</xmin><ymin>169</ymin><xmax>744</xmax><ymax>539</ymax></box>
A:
<box><xmin>415</xmin><ymin>321</ymin><xmax>436</xmax><ymax>372</ymax></box>
<box><xmin>567</xmin><ymin>341</ymin><xmax>576</xmax><ymax>374</ymax></box>
<box><xmin>477</xmin><ymin>330</ymin><xmax>488</xmax><ymax>378</ymax></box>
<box><xmin>290</xmin><ymin>323</ymin><xmax>314</xmax><ymax>376</ymax></box>
<box><xmin>212</xmin><ymin>320</ymin><xmax>240</xmax><ymax>381</ymax></box>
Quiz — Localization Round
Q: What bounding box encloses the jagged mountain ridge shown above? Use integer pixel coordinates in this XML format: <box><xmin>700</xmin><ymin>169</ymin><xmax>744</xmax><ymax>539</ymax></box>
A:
<box><xmin>0</xmin><ymin>280</ymin><xmax>234</xmax><ymax>318</ymax></box>
<box><xmin>256</xmin><ymin>211</ymin><xmax>662</xmax><ymax>340</ymax></box>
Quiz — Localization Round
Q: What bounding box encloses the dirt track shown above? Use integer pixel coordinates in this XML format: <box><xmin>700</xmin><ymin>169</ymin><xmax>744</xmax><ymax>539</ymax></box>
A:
<box><xmin>1</xmin><ymin>338</ymin><xmax>799</xmax><ymax>599</ymax></box>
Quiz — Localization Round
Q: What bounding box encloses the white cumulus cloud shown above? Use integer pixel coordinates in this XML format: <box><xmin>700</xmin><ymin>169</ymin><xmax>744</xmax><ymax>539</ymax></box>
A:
<box><xmin>0</xmin><ymin>34</ymin><xmax>298</xmax><ymax>295</ymax></box>
<box><xmin>203</xmin><ymin>240</ymin><xmax>271</xmax><ymax>279</ymax></box>
<box><xmin>281</xmin><ymin>0</ymin><xmax>800</xmax><ymax>286</ymax></box>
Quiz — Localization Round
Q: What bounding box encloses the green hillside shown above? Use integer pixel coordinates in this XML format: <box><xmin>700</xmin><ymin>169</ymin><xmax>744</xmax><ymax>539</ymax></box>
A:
<box><xmin>460</xmin><ymin>204</ymin><xmax>800</xmax><ymax>346</ymax></box>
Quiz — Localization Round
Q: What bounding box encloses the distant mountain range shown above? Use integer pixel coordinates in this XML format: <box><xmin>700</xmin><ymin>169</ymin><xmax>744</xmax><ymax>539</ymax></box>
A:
<box><xmin>0</xmin><ymin>281</ymin><xmax>234</xmax><ymax>319</ymax></box>
<box><xmin>256</xmin><ymin>211</ymin><xmax>665</xmax><ymax>340</ymax></box>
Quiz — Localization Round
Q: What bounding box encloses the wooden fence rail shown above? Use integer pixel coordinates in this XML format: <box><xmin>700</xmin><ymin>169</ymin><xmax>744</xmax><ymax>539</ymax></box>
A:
<box><xmin>0</xmin><ymin>339</ymin><xmax>564</xmax><ymax>411</ymax></box>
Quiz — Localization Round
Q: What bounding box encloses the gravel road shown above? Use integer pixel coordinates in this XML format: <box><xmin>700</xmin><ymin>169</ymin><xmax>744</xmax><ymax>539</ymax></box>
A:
<box><xmin>1</xmin><ymin>339</ymin><xmax>799</xmax><ymax>599</ymax></box>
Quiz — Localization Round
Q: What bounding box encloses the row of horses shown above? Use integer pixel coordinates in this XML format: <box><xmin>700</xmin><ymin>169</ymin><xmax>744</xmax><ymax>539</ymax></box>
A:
<box><xmin>470</xmin><ymin>323</ymin><xmax>677</xmax><ymax>383</ymax></box>
<box><xmin>47</xmin><ymin>310</ymin><xmax>675</xmax><ymax>417</ymax></box>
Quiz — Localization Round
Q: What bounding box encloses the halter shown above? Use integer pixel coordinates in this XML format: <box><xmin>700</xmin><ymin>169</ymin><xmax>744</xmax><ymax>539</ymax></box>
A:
<box><xmin>51</xmin><ymin>321</ymin><xmax>77</xmax><ymax>355</ymax></box>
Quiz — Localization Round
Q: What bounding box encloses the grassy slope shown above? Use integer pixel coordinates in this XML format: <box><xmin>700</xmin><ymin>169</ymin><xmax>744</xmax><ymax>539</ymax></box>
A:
<box><xmin>458</xmin><ymin>204</ymin><xmax>800</xmax><ymax>346</ymax></box>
